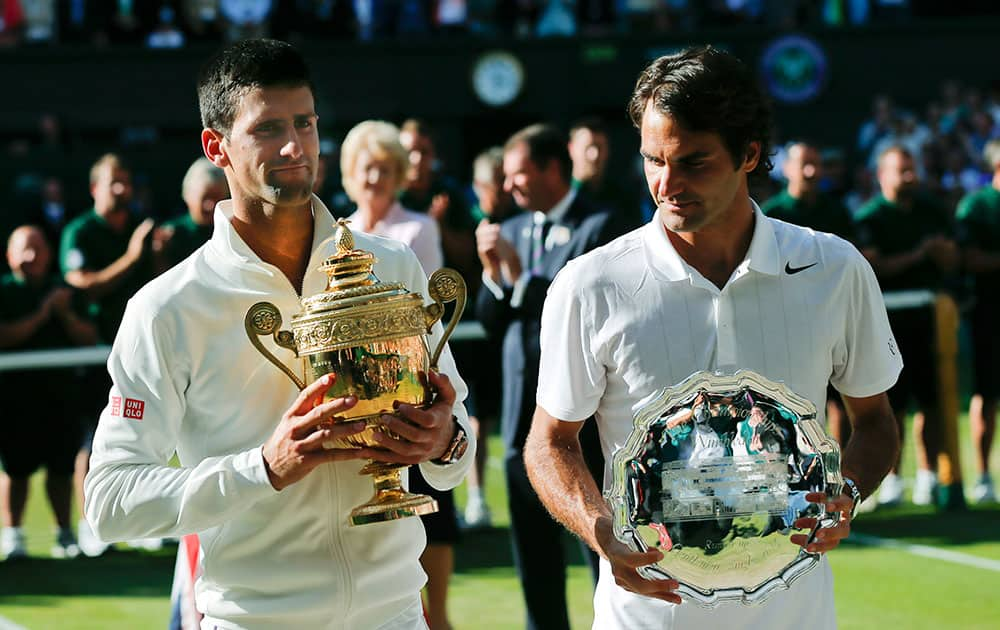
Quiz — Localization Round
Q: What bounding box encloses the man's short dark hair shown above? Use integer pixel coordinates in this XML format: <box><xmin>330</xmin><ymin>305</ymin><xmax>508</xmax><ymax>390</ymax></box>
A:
<box><xmin>198</xmin><ymin>39</ymin><xmax>314</xmax><ymax>136</ymax></box>
<box><xmin>504</xmin><ymin>124</ymin><xmax>572</xmax><ymax>183</ymax></box>
<box><xmin>569</xmin><ymin>117</ymin><xmax>608</xmax><ymax>138</ymax></box>
<box><xmin>627</xmin><ymin>46</ymin><xmax>774</xmax><ymax>177</ymax></box>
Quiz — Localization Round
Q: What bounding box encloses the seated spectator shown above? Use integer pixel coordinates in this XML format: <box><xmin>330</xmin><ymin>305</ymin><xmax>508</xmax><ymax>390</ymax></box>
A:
<box><xmin>0</xmin><ymin>225</ymin><xmax>98</xmax><ymax>560</ymax></box>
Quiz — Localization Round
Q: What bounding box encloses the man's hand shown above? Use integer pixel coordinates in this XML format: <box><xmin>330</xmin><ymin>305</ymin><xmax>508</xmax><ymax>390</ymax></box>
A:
<box><xmin>475</xmin><ymin>219</ymin><xmax>522</xmax><ymax>285</ymax></box>
<box><xmin>790</xmin><ymin>491</ymin><xmax>854</xmax><ymax>554</ymax></box>
<box><xmin>152</xmin><ymin>225</ymin><xmax>175</xmax><ymax>254</ymax></box>
<box><xmin>596</xmin><ymin>517</ymin><xmax>682</xmax><ymax>604</ymax></box>
<box><xmin>126</xmin><ymin>218</ymin><xmax>156</xmax><ymax>262</ymax></box>
<box><xmin>429</xmin><ymin>193</ymin><xmax>450</xmax><ymax>222</ymax></box>
<box><xmin>923</xmin><ymin>235</ymin><xmax>959</xmax><ymax>271</ymax></box>
<box><xmin>261</xmin><ymin>374</ymin><xmax>372</xmax><ymax>491</ymax></box>
<box><xmin>45</xmin><ymin>287</ymin><xmax>74</xmax><ymax>318</ymax></box>
<box><xmin>370</xmin><ymin>370</ymin><xmax>458</xmax><ymax>464</ymax></box>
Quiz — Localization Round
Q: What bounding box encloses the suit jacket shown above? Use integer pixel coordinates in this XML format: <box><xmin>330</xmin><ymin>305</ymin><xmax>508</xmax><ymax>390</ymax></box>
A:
<box><xmin>476</xmin><ymin>193</ymin><xmax>618</xmax><ymax>453</ymax></box>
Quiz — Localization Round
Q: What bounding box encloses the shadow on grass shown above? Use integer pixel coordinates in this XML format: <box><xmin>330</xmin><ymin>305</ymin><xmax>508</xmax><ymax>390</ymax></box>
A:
<box><xmin>852</xmin><ymin>503</ymin><xmax>1000</xmax><ymax>546</ymax></box>
<box><xmin>454</xmin><ymin>526</ymin><xmax>593</xmax><ymax>573</ymax></box>
<box><xmin>0</xmin><ymin>547</ymin><xmax>175</xmax><ymax>601</ymax></box>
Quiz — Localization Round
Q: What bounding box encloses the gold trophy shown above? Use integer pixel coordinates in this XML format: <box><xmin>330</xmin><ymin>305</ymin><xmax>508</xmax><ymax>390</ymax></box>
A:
<box><xmin>245</xmin><ymin>220</ymin><xmax>466</xmax><ymax>526</ymax></box>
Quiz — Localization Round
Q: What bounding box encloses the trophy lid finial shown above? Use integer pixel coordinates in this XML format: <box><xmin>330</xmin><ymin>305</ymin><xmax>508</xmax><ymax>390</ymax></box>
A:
<box><xmin>335</xmin><ymin>219</ymin><xmax>355</xmax><ymax>254</ymax></box>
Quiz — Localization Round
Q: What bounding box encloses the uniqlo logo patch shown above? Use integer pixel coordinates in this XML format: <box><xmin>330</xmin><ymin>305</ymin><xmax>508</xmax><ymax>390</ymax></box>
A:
<box><xmin>110</xmin><ymin>396</ymin><xmax>122</xmax><ymax>417</ymax></box>
<box><xmin>123</xmin><ymin>398</ymin><xmax>145</xmax><ymax>420</ymax></box>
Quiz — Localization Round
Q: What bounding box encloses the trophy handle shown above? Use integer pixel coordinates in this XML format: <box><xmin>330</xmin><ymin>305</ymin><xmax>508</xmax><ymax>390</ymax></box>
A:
<box><xmin>423</xmin><ymin>269</ymin><xmax>466</xmax><ymax>370</ymax></box>
<box><xmin>245</xmin><ymin>302</ymin><xmax>306</xmax><ymax>391</ymax></box>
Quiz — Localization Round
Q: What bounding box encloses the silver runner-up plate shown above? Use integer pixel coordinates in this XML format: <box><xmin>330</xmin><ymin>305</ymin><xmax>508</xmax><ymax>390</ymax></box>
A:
<box><xmin>605</xmin><ymin>370</ymin><xmax>844</xmax><ymax>607</ymax></box>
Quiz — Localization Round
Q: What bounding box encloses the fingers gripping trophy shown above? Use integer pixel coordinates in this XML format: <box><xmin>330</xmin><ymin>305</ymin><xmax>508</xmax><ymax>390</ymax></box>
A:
<box><xmin>245</xmin><ymin>219</ymin><xmax>466</xmax><ymax>525</ymax></box>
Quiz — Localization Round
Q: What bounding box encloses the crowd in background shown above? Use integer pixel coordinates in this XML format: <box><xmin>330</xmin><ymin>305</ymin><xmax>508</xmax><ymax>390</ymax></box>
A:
<box><xmin>0</xmin><ymin>0</ymin><xmax>994</xmax><ymax>47</ymax></box>
<box><xmin>1</xmin><ymin>15</ymin><xmax>999</xmax><ymax>628</ymax></box>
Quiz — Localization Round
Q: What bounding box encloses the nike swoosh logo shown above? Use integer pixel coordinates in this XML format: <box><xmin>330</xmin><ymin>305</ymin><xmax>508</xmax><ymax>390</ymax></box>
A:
<box><xmin>785</xmin><ymin>262</ymin><xmax>818</xmax><ymax>275</ymax></box>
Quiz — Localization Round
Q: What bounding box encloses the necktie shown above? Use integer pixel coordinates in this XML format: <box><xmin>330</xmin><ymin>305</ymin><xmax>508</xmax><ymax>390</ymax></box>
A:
<box><xmin>530</xmin><ymin>213</ymin><xmax>549</xmax><ymax>274</ymax></box>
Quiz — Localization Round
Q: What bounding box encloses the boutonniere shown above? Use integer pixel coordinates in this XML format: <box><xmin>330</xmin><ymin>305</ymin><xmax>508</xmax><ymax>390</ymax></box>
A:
<box><xmin>547</xmin><ymin>225</ymin><xmax>572</xmax><ymax>248</ymax></box>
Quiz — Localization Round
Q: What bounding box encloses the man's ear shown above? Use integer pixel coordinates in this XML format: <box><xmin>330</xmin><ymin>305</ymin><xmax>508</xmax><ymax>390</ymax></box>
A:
<box><xmin>202</xmin><ymin>128</ymin><xmax>229</xmax><ymax>168</ymax></box>
<box><xmin>743</xmin><ymin>141</ymin><xmax>761</xmax><ymax>173</ymax></box>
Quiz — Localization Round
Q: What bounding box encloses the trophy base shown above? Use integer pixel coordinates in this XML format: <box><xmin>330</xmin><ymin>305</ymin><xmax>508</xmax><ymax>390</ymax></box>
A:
<box><xmin>349</xmin><ymin>461</ymin><xmax>440</xmax><ymax>526</ymax></box>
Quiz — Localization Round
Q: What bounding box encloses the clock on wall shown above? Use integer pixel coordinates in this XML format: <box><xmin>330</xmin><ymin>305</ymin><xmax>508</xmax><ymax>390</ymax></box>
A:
<box><xmin>471</xmin><ymin>51</ymin><xmax>524</xmax><ymax>108</ymax></box>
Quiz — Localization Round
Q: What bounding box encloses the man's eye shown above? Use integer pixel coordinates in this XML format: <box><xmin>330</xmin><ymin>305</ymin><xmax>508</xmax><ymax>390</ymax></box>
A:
<box><xmin>295</xmin><ymin>119</ymin><xmax>314</xmax><ymax>129</ymax></box>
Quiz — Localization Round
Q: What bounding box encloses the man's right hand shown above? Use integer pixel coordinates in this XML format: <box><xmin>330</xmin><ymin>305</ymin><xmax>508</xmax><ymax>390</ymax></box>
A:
<box><xmin>261</xmin><ymin>374</ymin><xmax>371</xmax><ymax>491</ymax></box>
<box><xmin>475</xmin><ymin>219</ymin><xmax>521</xmax><ymax>285</ymax></box>
<box><xmin>595</xmin><ymin>517</ymin><xmax>682</xmax><ymax>604</ymax></box>
<box><xmin>126</xmin><ymin>218</ymin><xmax>156</xmax><ymax>262</ymax></box>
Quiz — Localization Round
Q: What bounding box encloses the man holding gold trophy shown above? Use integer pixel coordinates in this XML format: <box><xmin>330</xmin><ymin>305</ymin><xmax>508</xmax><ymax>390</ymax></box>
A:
<box><xmin>84</xmin><ymin>40</ymin><xmax>474</xmax><ymax>629</ymax></box>
<box><xmin>525</xmin><ymin>47</ymin><xmax>901</xmax><ymax>628</ymax></box>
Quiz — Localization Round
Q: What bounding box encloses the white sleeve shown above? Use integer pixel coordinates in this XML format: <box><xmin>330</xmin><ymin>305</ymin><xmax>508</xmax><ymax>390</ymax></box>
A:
<box><xmin>536</xmin><ymin>264</ymin><xmax>606</xmax><ymax>421</ymax></box>
<box><xmin>85</xmin><ymin>299</ymin><xmax>277</xmax><ymax>542</ymax></box>
<box><xmin>400</xmin><ymin>246</ymin><xmax>474</xmax><ymax>490</ymax></box>
<box><xmin>830</xmin><ymin>253</ymin><xmax>904</xmax><ymax>398</ymax></box>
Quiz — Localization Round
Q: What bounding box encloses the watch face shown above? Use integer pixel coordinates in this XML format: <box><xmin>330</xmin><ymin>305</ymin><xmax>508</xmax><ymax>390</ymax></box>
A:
<box><xmin>472</xmin><ymin>51</ymin><xmax>524</xmax><ymax>107</ymax></box>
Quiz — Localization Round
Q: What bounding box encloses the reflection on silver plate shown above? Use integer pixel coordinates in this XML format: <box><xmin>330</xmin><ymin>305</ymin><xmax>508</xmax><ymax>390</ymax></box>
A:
<box><xmin>605</xmin><ymin>370</ymin><xmax>843</xmax><ymax>607</ymax></box>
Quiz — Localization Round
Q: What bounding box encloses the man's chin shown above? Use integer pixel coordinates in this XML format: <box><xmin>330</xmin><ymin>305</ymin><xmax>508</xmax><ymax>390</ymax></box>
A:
<box><xmin>268</xmin><ymin>184</ymin><xmax>314</xmax><ymax>205</ymax></box>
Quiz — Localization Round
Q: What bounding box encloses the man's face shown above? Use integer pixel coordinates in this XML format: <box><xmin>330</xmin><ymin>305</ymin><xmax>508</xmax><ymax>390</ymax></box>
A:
<box><xmin>568</xmin><ymin>128</ymin><xmax>609</xmax><ymax>182</ymax></box>
<box><xmin>7</xmin><ymin>228</ymin><xmax>50</xmax><ymax>283</ymax></box>
<box><xmin>783</xmin><ymin>144</ymin><xmax>821</xmax><ymax>193</ymax></box>
<box><xmin>878</xmin><ymin>150</ymin><xmax>917</xmax><ymax>199</ymax></box>
<box><xmin>473</xmin><ymin>168</ymin><xmax>513</xmax><ymax>218</ymax></box>
<box><xmin>220</xmin><ymin>85</ymin><xmax>319</xmax><ymax>207</ymax></box>
<box><xmin>91</xmin><ymin>165</ymin><xmax>133</xmax><ymax>216</ymax></box>
<box><xmin>350</xmin><ymin>149</ymin><xmax>400</xmax><ymax>208</ymax></box>
<box><xmin>503</xmin><ymin>143</ymin><xmax>555</xmax><ymax>213</ymax></box>
<box><xmin>640</xmin><ymin>102</ymin><xmax>756</xmax><ymax>234</ymax></box>
<box><xmin>186</xmin><ymin>179</ymin><xmax>229</xmax><ymax>226</ymax></box>
<box><xmin>400</xmin><ymin>130</ymin><xmax>434</xmax><ymax>189</ymax></box>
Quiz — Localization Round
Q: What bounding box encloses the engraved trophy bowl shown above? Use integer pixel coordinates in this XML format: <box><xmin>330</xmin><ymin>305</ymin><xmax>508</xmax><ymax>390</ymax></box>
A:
<box><xmin>605</xmin><ymin>370</ymin><xmax>844</xmax><ymax>606</ymax></box>
<box><xmin>245</xmin><ymin>219</ymin><xmax>466</xmax><ymax>526</ymax></box>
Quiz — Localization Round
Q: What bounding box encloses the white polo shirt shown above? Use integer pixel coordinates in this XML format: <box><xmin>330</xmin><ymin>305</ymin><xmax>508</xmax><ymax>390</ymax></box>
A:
<box><xmin>537</xmin><ymin>204</ymin><xmax>901</xmax><ymax>629</ymax></box>
<box><xmin>86</xmin><ymin>196</ymin><xmax>472</xmax><ymax>630</ymax></box>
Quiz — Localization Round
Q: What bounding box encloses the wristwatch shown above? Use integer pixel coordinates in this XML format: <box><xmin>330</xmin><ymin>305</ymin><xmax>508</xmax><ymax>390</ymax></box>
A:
<box><xmin>843</xmin><ymin>477</ymin><xmax>862</xmax><ymax>520</ymax></box>
<box><xmin>432</xmin><ymin>417</ymin><xmax>468</xmax><ymax>466</ymax></box>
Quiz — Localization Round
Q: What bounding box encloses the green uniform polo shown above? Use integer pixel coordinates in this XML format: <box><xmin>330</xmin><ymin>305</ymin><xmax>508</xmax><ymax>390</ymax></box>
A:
<box><xmin>59</xmin><ymin>209</ymin><xmax>151</xmax><ymax>343</ymax></box>
<box><xmin>761</xmin><ymin>190</ymin><xmax>855</xmax><ymax>241</ymax></box>
<box><xmin>956</xmin><ymin>185</ymin><xmax>1000</xmax><ymax>300</ymax></box>
<box><xmin>853</xmin><ymin>194</ymin><xmax>952</xmax><ymax>292</ymax></box>
<box><xmin>160</xmin><ymin>214</ymin><xmax>213</xmax><ymax>268</ymax></box>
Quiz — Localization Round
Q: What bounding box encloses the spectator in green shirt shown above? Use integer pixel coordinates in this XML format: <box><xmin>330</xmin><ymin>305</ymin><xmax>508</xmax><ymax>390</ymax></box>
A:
<box><xmin>762</xmin><ymin>141</ymin><xmax>854</xmax><ymax>241</ymax></box>
<box><xmin>59</xmin><ymin>153</ymin><xmax>155</xmax><ymax>344</ymax></box>
<box><xmin>855</xmin><ymin>145</ymin><xmax>959</xmax><ymax>509</ymax></box>
<box><xmin>762</xmin><ymin>140</ymin><xmax>855</xmax><ymax>457</ymax></box>
<box><xmin>568</xmin><ymin>117</ymin><xmax>643</xmax><ymax>232</ymax></box>
<box><xmin>0</xmin><ymin>226</ymin><xmax>98</xmax><ymax>561</ymax></box>
<box><xmin>955</xmin><ymin>138</ymin><xmax>1000</xmax><ymax>504</ymax></box>
<box><xmin>58</xmin><ymin>153</ymin><xmax>154</xmax><ymax>557</ymax></box>
<box><xmin>152</xmin><ymin>157</ymin><xmax>229</xmax><ymax>274</ymax></box>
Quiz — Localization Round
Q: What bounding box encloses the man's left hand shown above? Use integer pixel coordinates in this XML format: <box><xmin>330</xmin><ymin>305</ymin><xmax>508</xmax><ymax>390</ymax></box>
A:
<box><xmin>370</xmin><ymin>370</ymin><xmax>458</xmax><ymax>464</ymax></box>
<box><xmin>790</xmin><ymin>492</ymin><xmax>854</xmax><ymax>554</ymax></box>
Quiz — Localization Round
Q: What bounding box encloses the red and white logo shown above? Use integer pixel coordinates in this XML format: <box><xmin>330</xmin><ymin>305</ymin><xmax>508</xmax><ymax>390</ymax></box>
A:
<box><xmin>110</xmin><ymin>396</ymin><xmax>122</xmax><ymax>417</ymax></box>
<box><xmin>124</xmin><ymin>398</ymin><xmax>145</xmax><ymax>420</ymax></box>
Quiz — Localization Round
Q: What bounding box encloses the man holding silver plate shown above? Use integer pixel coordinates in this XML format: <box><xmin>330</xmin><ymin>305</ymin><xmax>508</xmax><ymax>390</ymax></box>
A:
<box><xmin>526</xmin><ymin>46</ymin><xmax>901</xmax><ymax>628</ymax></box>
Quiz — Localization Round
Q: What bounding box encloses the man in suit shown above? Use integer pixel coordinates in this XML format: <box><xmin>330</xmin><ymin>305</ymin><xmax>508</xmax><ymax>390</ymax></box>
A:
<box><xmin>475</xmin><ymin>123</ymin><xmax>616</xmax><ymax>630</ymax></box>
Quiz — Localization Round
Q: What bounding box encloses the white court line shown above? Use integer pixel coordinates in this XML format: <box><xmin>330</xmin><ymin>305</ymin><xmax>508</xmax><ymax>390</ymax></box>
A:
<box><xmin>0</xmin><ymin>614</ymin><xmax>29</xmax><ymax>630</ymax></box>
<box><xmin>851</xmin><ymin>532</ymin><xmax>1000</xmax><ymax>572</ymax></box>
